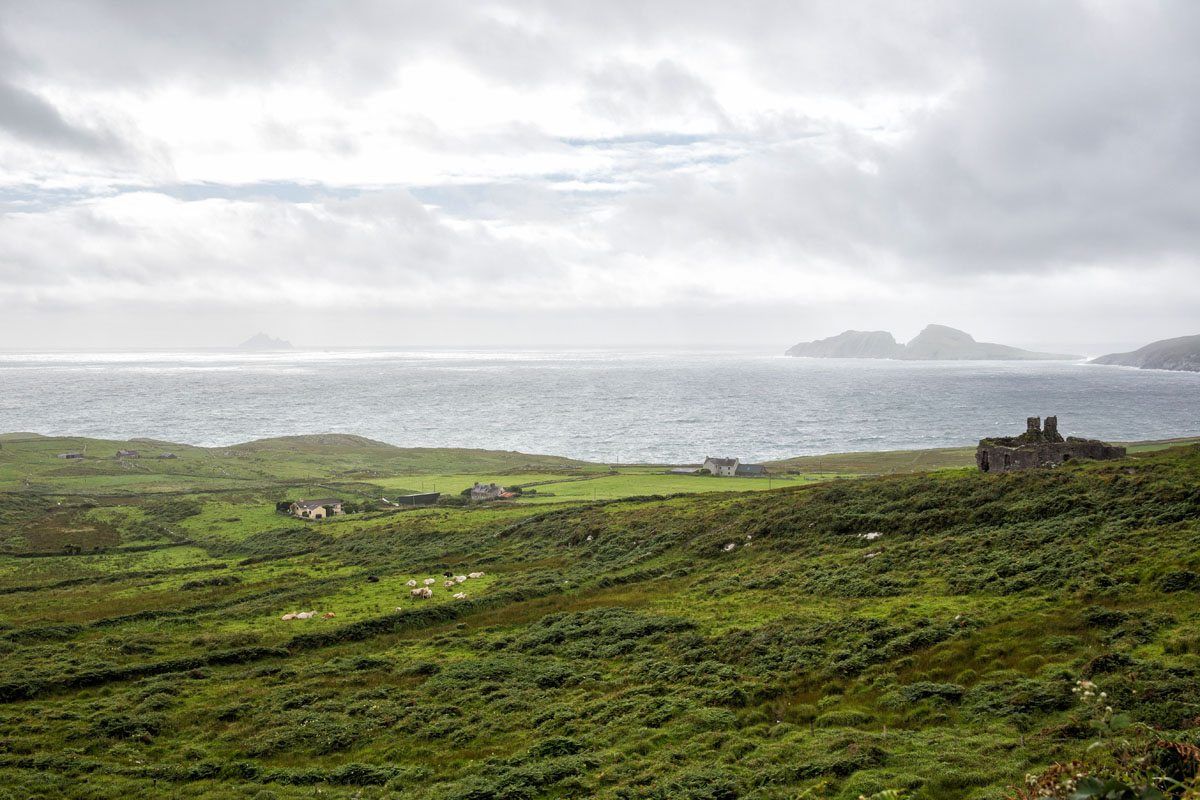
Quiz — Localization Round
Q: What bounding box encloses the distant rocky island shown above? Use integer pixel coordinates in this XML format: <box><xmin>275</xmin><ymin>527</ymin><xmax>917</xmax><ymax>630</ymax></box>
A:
<box><xmin>1091</xmin><ymin>334</ymin><xmax>1200</xmax><ymax>372</ymax></box>
<box><xmin>238</xmin><ymin>332</ymin><xmax>293</xmax><ymax>350</ymax></box>
<box><xmin>785</xmin><ymin>324</ymin><xmax>1081</xmax><ymax>361</ymax></box>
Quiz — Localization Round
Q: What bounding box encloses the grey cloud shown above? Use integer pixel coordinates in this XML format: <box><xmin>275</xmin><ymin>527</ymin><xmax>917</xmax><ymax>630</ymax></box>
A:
<box><xmin>0</xmin><ymin>80</ymin><xmax>119</xmax><ymax>153</ymax></box>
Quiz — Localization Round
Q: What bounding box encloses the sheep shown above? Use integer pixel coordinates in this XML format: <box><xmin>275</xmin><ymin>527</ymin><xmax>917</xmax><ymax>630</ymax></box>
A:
<box><xmin>453</xmin><ymin>592</ymin><xmax>467</xmax><ymax>600</ymax></box>
<box><xmin>280</xmin><ymin>613</ymin><xmax>298</xmax><ymax>621</ymax></box>
<box><xmin>406</xmin><ymin>579</ymin><xmax>417</xmax><ymax>587</ymax></box>
<box><xmin>443</xmin><ymin>580</ymin><xmax>457</xmax><ymax>589</ymax></box>
<box><xmin>411</xmin><ymin>587</ymin><xmax>433</xmax><ymax>599</ymax></box>
<box><xmin>295</xmin><ymin>611</ymin><xmax>315</xmax><ymax>619</ymax></box>
<box><xmin>865</xmin><ymin>551</ymin><xmax>881</xmax><ymax>559</ymax></box>
<box><xmin>454</xmin><ymin>575</ymin><xmax>467</xmax><ymax>583</ymax></box>
<box><xmin>423</xmin><ymin>578</ymin><xmax>436</xmax><ymax>586</ymax></box>
<box><xmin>366</xmin><ymin>575</ymin><xmax>379</xmax><ymax>583</ymax></box>
<box><xmin>585</xmin><ymin>535</ymin><xmax>593</xmax><ymax>542</ymax></box>
<box><xmin>858</xmin><ymin>532</ymin><xmax>883</xmax><ymax>541</ymax></box>
<box><xmin>723</xmin><ymin>542</ymin><xmax>737</xmax><ymax>552</ymax></box>
<box><xmin>322</xmin><ymin>612</ymin><xmax>336</xmax><ymax>619</ymax></box>
<box><xmin>467</xmin><ymin>572</ymin><xmax>485</xmax><ymax>579</ymax></box>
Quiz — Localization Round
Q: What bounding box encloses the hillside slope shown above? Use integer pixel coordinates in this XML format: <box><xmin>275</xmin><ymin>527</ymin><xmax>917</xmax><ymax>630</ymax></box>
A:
<box><xmin>1092</xmin><ymin>333</ymin><xmax>1200</xmax><ymax>372</ymax></box>
<box><xmin>0</xmin><ymin>447</ymin><xmax>1197</xmax><ymax>798</ymax></box>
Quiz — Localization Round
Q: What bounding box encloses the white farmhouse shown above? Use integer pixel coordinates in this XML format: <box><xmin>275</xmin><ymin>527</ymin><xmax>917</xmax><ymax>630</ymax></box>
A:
<box><xmin>702</xmin><ymin>456</ymin><xmax>740</xmax><ymax>476</ymax></box>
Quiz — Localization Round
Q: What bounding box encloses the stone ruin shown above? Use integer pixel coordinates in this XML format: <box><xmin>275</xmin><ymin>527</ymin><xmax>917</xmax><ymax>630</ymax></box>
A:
<box><xmin>976</xmin><ymin>416</ymin><xmax>1126</xmax><ymax>473</ymax></box>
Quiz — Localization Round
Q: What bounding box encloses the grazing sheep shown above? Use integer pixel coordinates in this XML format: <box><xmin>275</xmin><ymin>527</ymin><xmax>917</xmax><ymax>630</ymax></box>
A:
<box><xmin>454</xmin><ymin>575</ymin><xmax>467</xmax><ymax>583</ymax></box>
<box><xmin>585</xmin><ymin>535</ymin><xmax>593</xmax><ymax>542</ymax></box>
<box><xmin>859</xmin><ymin>532</ymin><xmax>883</xmax><ymax>541</ymax></box>
<box><xmin>406</xmin><ymin>579</ymin><xmax>417</xmax><ymax>587</ymax></box>
<box><xmin>423</xmin><ymin>578</ymin><xmax>436</xmax><ymax>586</ymax></box>
<box><xmin>322</xmin><ymin>612</ymin><xmax>336</xmax><ymax>619</ymax></box>
<box><xmin>295</xmin><ymin>611</ymin><xmax>315</xmax><ymax>619</ymax></box>
<box><xmin>723</xmin><ymin>542</ymin><xmax>737</xmax><ymax>552</ymax></box>
<box><xmin>444</xmin><ymin>580</ymin><xmax>457</xmax><ymax>588</ymax></box>
<box><xmin>865</xmin><ymin>551</ymin><xmax>881</xmax><ymax>559</ymax></box>
<box><xmin>280</xmin><ymin>613</ymin><xmax>298</xmax><ymax>621</ymax></box>
<box><xmin>411</xmin><ymin>587</ymin><xmax>433</xmax><ymax>599</ymax></box>
<box><xmin>453</xmin><ymin>592</ymin><xmax>467</xmax><ymax>600</ymax></box>
<box><xmin>467</xmin><ymin>572</ymin><xmax>485</xmax><ymax>579</ymax></box>
<box><xmin>443</xmin><ymin>571</ymin><xmax>454</xmax><ymax>578</ymax></box>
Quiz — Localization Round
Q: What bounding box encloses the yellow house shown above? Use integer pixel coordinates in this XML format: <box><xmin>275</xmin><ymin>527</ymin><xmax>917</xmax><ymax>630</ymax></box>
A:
<box><xmin>289</xmin><ymin>499</ymin><xmax>344</xmax><ymax>519</ymax></box>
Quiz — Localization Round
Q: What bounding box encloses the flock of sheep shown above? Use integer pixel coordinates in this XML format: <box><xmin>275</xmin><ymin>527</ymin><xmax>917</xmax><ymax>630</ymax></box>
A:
<box><xmin>278</xmin><ymin>571</ymin><xmax>486</xmax><ymax>621</ymax></box>
<box><xmin>406</xmin><ymin>571</ymin><xmax>485</xmax><ymax>601</ymax></box>
<box><xmin>279</xmin><ymin>611</ymin><xmax>336</xmax><ymax>621</ymax></box>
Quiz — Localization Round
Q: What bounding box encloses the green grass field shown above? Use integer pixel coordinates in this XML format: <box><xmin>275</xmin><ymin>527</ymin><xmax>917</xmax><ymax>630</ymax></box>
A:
<box><xmin>0</xmin><ymin>434</ymin><xmax>1198</xmax><ymax>798</ymax></box>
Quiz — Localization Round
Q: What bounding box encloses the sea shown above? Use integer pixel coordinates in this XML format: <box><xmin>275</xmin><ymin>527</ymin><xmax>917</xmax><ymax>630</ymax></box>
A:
<box><xmin>1</xmin><ymin>348</ymin><xmax>1197</xmax><ymax>463</ymax></box>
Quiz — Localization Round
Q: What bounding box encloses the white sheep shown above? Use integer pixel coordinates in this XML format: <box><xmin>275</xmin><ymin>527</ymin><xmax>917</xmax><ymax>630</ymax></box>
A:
<box><xmin>444</xmin><ymin>580</ymin><xmax>457</xmax><ymax>588</ymax></box>
<box><xmin>423</xmin><ymin>578</ymin><xmax>436</xmax><ymax>586</ymax></box>
<box><xmin>280</xmin><ymin>612</ymin><xmax>298</xmax><ymax>621</ymax></box>
<box><xmin>454</xmin><ymin>575</ymin><xmax>467</xmax><ymax>583</ymax></box>
<box><xmin>453</xmin><ymin>592</ymin><xmax>467</xmax><ymax>600</ymax></box>
<box><xmin>723</xmin><ymin>542</ymin><xmax>737</xmax><ymax>552</ymax></box>
<box><xmin>411</xmin><ymin>587</ymin><xmax>433</xmax><ymax>599</ymax></box>
<box><xmin>295</xmin><ymin>611</ymin><xmax>315</xmax><ymax>619</ymax></box>
<box><xmin>467</xmin><ymin>572</ymin><xmax>485</xmax><ymax>579</ymax></box>
<box><xmin>406</xmin><ymin>579</ymin><xmax>417</xmax><ymax>587</ymax></box>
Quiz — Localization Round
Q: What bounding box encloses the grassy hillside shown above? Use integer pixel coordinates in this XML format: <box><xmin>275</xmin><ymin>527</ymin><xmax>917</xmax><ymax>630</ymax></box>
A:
<box><xmin>0</xmin><ymin>440</ymin><xmax>1197</xmax><ymax>798</ymax></box>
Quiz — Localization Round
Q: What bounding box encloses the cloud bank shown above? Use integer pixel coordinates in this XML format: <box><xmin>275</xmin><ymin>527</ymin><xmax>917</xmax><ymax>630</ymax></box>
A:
<box><xmin>1</xmin><ymin>1</ymin><xmax>1198</xmax><ymax>347</ymax></box>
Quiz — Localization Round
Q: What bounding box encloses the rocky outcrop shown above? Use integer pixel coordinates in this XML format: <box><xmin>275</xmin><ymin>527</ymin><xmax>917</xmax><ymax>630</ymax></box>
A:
<box><xmin>786</xmin><ymin>324</ymin><xmax>1081</xmax><ymax>361</ymax></box>
<box><xmin>784</xmin><ymin>330</ymin><xmax>902</xmax><ymax>358</ymax></box>
<box><xmin>1092</xmin><ymin>334</ymin><xmax>1200</xmax><ymax>372</ymax></box>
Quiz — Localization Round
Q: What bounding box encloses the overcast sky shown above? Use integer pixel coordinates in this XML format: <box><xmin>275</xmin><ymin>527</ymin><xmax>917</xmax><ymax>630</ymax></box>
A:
<box><xmin>1</xmin><ymin>1</ymin><xmax>1198</xmax><ymax>351</ymax></box>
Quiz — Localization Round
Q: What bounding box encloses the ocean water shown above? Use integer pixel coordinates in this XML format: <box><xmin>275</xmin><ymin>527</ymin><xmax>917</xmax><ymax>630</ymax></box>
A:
<box><xmin>0</xmin><ymin>348</ymin><xmax>1197</xmax><ymax>463</ymax></box>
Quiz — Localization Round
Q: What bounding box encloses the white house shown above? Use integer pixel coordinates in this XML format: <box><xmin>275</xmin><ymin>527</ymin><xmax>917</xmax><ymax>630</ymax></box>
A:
<box><xmin>703</xmin><ymin>457</ymin><xmax>740</xmax><ymax>476</ymax></box>
<box><xmin>702</xmin><ymin>457</ymin><xmax>768</xmax><ymax>477</ymax></box>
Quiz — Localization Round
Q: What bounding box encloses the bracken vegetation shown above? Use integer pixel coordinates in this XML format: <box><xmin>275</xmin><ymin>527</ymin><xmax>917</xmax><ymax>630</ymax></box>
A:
<box><xmin>0</xmin><ymin>437</ymin><xmax>1197</xmax><ymax>798</ymax></box>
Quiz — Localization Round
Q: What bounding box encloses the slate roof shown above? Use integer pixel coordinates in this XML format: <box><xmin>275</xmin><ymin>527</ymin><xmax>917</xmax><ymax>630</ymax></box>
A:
<box><xmin>291</xmin><ymin>499</ymin><xmax>342</xmax><ymax>510</ymax></box>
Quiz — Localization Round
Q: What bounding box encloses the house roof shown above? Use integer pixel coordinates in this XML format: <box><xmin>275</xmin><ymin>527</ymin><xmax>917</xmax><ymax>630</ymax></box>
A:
<box><xmin>735</xmin><ymin>464</ymin><xmax>766</xmax><ymax>475</ymax></box>
<box><xmin>291</xmin><ymin>498</ymin><xmax>342</xmax><ymax>510</ymax></box>
<box><xmin>705</xmin><ymin>457</ymin><xmax>738</xmax><ymax>467</ymax></box>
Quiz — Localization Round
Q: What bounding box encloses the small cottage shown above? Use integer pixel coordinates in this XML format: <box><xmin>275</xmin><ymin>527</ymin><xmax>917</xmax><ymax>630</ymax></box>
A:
<box><xmin>289</xmin><ymin>499</ymin><xmax>344</xmax><ymax>519</ymax></box>
<box><xmin>116</xmin><ymin>449</ymin><xmax>140</xmax><ymax>459</ymax></box>
<box><xmin>56</xmin><ymin>452</ymin><xmax>84</xmax><ymax>460</ymax></box>
<box><xmin>702</xmin><ymin>457</ymin><xmax>740</xmax><ymax>476</ymax></box>
<box><xmin>470</xmin><ymin>482</ymin><xmax>506</xmax><ymax>501</ymax></box>
<box><xmin>702</xmin><ymin>457</ymin><xmax>768</xmax><ymax>477</ymax></box>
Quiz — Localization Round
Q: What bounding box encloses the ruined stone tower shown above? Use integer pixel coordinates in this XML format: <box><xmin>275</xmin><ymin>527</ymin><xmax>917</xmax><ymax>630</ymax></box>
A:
<box><xmin>976</xmin><ymin>416</ymin><xmax>1124</xmax><ymax>473</ymax></box>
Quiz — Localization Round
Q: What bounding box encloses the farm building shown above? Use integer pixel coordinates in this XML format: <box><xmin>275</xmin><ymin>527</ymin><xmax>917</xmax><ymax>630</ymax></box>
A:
<box><xmin>392</xmin><ymin>492</ymin><xmax>441</xmax><ymax>506</ymax></box>
<box><xmin>115</xmin><ymin>449</ymin><xmax>140</xmax><ymax>458</ymax></box>
<box><xmin>702</xmin><ymin>457</ymin><xmax>768</xmax><ymax>477</ymax></box>
<box><xmin>56</xmin><ymin>452</ymin><xmax>83</xmax><ymax>460</ymax></box>
<box><xmin>289</xmin><ymin>499</ymin><xmax>344</xmax><ymax>519</ymax></box>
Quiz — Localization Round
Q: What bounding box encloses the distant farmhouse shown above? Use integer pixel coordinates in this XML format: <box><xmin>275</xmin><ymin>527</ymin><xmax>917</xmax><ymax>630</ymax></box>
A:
<box><xmin>702</xmin><ymin>457</ymin><xmax>768</xmax><ymax>477</ymax></box>
<box><xmin>976</xmin><ymin>416</ymin><xmax>1125</xmax><ymax>473</ymax></box>
<box><xmin>56</xmin><ymin>452</ymin><xmax>83</xmax><ymax>460</ymax></box>
<box><xmin>115</xmin><ymin>449</ymin><xmax>139</xmax><ymax>459</ymax></box>
<box><xmin>288</xmin><ymin>499</ymin><xmax>344</xmax><ymax>519</ymax></box>
<box><xmin>469</xmin><ymin>482</ymin><xmax>518</xmax><ymax>501</ymax></box>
